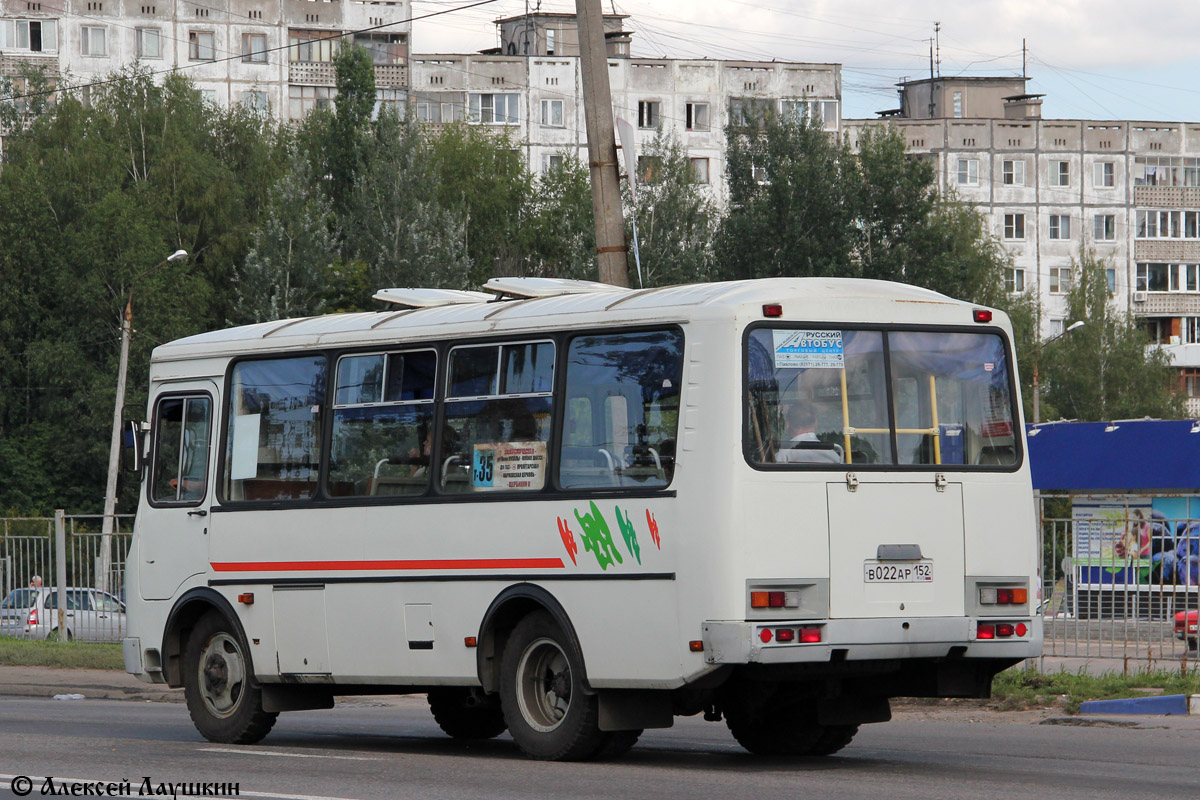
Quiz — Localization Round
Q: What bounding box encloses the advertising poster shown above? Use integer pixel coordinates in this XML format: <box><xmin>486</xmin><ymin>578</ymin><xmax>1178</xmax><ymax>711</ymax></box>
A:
<box><xmin>772</xmin><ymin>330</ymin><xmax>844</xmax><ymax>369</ymax></box>
<box><xmin>1072</xmin><ymin>495</ymin><xmax>1152</xmax><ymax>585</ymax></box>
<box><xmin>472</xmin><ymin>441</ymin><xmax>547</xmax><ymax>491</ymax></box>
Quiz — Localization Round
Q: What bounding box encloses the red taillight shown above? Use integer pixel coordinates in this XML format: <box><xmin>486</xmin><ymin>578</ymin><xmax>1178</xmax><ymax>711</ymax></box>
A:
<box><xmin>763</xmin><ymin>303</ymin><xmax>783</xmax><ymax>318</ymax></box>
<box><xmin>996</xmin><ymin>623</ymin><xmax>1016</xmax><ymax>638</ymax></box>
<box><xmin>775</xmin><ymin>628</ymin><xmax>795</xmax><ymax>643</ymax></box>
<box><xmin>798</xmin><ymin>627</ymin><xmax>821</xmax><ymax>643</ymax></box>
<box><xmin>996</xmin><ymin>588</ymin><xmax>1013</xmax><ymax>604</ymax></box>
<box><xmin>1015</xmin><ymin>623</ymin><xmax>1028</xmax><ymax>637</ymax></box>
<box><xmin>976</xmin><ymin>624</ymin><xmax>995</xmax><ymax>640</ymax></box>
<box><xmin>768</xmin><ymin>591</ymin><xmax>786</xmax><ymax>608</ymax></box>
<box><xmin>27</xmin><ymin>608</ymin><xmax>38</xmax><ymax>626</ymax></box>
<box><xmin>759</xmin><ymin>628</ymin><xmax>773</xmax><ymax>643</ymax></box>
<box><xmin>973</xmin><ymin>309</ymin><xmax>993</xmax><ymax>323</ymax></box>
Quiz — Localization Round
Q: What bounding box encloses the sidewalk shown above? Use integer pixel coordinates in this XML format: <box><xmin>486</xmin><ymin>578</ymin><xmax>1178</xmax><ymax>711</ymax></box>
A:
<box><xmin>0</xmin><ymin>666</ymin><xmax>183</xmax><ymax>703</ymax></box>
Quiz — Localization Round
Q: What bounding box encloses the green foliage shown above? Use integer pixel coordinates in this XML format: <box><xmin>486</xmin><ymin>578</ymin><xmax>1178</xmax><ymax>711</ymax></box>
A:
<box><xmin>991</xmin><ymin>666</ymin><xmax>1200</xmax><ymax>713</ymax></box>
<box><xmin>625</xmin><ymin>130</ymin><xmax>716</xmax><ymax>286</ymax></box>
<box><xmin>1040</xmin><ymin>249</ymin><xmax>1183</xmax><ymax>421</ymax></box>
<box><xmin>522</xmin><ymin>153</ymin><xmax>596</xmax><ymax>279</ymax></box>
<box><xmin>0</xmin><ymin>637</ymin><xmax>124</xmax><ymax>670</ymax></box>
<box><xmin>717</xmin><ymin>111</ymin><xmax>858</xmax><ymax>279</ymax></box>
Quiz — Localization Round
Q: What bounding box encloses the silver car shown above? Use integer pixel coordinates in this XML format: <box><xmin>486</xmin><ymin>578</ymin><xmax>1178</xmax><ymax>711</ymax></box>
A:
<box><xmin>0</xmin><ymin>587</ymin><xmax>126</xmax><ymax>642</ymax></box>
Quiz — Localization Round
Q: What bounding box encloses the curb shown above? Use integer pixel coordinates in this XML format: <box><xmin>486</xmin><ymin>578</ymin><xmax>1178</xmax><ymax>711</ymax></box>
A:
<box><xmin>0</xmin><ymin>683</ymin><xmax>183</xmax><ymax>703</ymax></box>
<box><xmin>1078</xmin><ymin>694</ymin><xmax>1197</xmax><ymax>716</ymax></box>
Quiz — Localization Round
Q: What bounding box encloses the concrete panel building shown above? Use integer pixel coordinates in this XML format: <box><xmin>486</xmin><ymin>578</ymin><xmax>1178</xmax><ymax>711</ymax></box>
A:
<box><xmin>847</xmin><ymin>76</ymin><xmax>1200</xmax><ymax>415</ymax></box>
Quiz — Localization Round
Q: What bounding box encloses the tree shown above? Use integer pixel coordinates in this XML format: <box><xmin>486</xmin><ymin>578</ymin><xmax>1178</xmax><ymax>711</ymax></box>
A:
<box><xmin>342</xmin><ymin>110</ymin><xmax>471</xmax><ymax>291</ymax></box>
<box><xmin>625</xmin><ymin>130</ymin><xmax>716</xmax><ymax>287</ymax></box>
<box><xmin>716</xmin><ymin>110</ymin><xmax>858</xmax><ymax>280</ymax></box>
<box><xmin>1040</xmin><ymin>249</ymin><xmax>1183</xmax><ymax>421</ymax></box>
<box><xmin>522</xmin><ymin>153</ymin><xmax>595</xmax><ymax>280</ymax></box>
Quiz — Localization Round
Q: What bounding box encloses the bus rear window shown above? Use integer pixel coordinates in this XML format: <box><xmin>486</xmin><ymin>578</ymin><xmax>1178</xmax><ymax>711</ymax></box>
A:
<box><xmin>747</xmin><ymin>327</ymin><xmax>1018</xmax><ymax>469</ymax></box>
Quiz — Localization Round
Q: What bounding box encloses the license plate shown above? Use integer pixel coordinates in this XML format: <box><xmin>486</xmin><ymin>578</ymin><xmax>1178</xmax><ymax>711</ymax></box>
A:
<box><xmin>864</xmin><ymin>560</ymin><xmax>933</xmax><ymax>583</ymax></box>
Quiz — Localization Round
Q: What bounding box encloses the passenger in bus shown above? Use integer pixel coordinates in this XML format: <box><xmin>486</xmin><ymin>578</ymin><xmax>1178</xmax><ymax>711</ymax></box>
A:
<box><xmin>775</xmin><ymin>404</ymin><xmax>844</xmax><ymax>464</ymax></box>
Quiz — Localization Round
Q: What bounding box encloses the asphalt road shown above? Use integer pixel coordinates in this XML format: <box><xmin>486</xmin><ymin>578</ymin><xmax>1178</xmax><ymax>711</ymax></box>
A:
<box><xmin>0</xmin><ymin>696</ymin><xmax>1197</xmax><ymax>800</ymax></box>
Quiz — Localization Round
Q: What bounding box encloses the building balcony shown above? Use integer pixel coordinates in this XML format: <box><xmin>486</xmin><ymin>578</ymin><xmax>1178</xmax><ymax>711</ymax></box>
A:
<box><xmin>288</xmin><ymin>61</ymin><xmax>408</xmax><ymax>88</ymax></box>
<box><xmin>1133</xmin><ymin>240</ymin><xmax>1200</xmax><ymax>262</ymax></box>
<box><xmin>1</xmin><ymin>52</ymin><xmax>59</xmax><ymax>79</ymax></box>
<box><xmin>1135</xmin><ymin>186</ymin><xmax>1200</xmax><ymax>208</ymax></box>
<box><xmin>1131</xmin><ymin>292</ymin><xmax>1200</xmax><ymax>317</ymax></box>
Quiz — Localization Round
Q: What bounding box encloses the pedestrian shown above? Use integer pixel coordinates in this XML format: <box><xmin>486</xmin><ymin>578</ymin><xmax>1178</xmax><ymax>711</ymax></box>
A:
<box><xmin>29</xmin><ymin>575</ymin><xmax>42</xmax><ymax>588</ymax></box>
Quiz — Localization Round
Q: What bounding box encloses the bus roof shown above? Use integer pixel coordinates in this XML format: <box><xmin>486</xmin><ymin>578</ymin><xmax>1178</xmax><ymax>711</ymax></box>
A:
<box><xmin>151</xmin><ymin>278</ymin><xmax>992</xmax><ymax>364</ymax></box>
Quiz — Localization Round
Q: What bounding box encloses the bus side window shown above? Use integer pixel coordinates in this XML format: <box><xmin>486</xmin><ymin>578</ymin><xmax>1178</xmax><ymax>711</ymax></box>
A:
<box><xmin>150</xmin><ymin>395</ymin><xmax>212</xmax><ymax>505</ymax></box>
<box><xmin>557</xmin><ymin>329</ymin><xmax>683</xmax><ymax>490</ymax></box>
<box><xmin>441</xmin><ymin>341</ymin><xmax>554</xmax><ymax>494</ymax></box>
<box><xmin>223</xmin><ymin>356</ymin><xmax>326</xmax><ymax>502</ymax></box>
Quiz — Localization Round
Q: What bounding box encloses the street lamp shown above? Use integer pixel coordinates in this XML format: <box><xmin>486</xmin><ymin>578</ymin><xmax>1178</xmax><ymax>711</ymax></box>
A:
<box><xmin>1032</xmin><ymin>320</ymin><xmax>1085</xmax><ymax>425</ymax></box>
<box><xmin>99</xmin><ymin>249</ymin><xmax>188</xmax><ymax>594</ymax></box>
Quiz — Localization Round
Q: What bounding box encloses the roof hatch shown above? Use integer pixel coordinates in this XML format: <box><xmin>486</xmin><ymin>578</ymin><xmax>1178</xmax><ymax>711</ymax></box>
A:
<box><xmin>483</xmin><ymin>277</ymin><xmax>624</xmax><ymax>299</ymax></box>
<box><xmin>372</xmin><ymin>288</ymin><xmax>493</xmax><ymax>308</ymax></box>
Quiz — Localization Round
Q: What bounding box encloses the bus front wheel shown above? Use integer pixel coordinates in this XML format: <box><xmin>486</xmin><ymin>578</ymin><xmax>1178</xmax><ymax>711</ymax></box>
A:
<box><xmin>183</xmin><ymin>611</ymin><xmax>278</xmax><ymax>744</ymax></box>
<box><xmin>499</xmin><ymin>611</ymin><xmax>606</xmax><ymax>760</ymax></box>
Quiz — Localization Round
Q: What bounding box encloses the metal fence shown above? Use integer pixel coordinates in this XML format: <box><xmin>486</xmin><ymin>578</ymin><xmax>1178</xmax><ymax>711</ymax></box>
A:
<box><xmin>0</xmin><ymin>513</ymin><xmax>133</xmax><ymax>643</ymax></box>
<box><xmin>1038</xmin><ymin>494</ymin><xmax>1198</xmax><ymax>671</ymax></box>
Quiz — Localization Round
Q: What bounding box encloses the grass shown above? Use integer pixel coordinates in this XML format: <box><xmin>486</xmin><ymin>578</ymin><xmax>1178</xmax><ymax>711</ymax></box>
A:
<box><xmin>0</xmin><ymin>636</ymin><xmax>124</xmax><ymax>670</ymax></box>
<box><xmin>990</xmin><ymin>666</ymin><xmax>1200</xmax><ymax>714</ymax></box>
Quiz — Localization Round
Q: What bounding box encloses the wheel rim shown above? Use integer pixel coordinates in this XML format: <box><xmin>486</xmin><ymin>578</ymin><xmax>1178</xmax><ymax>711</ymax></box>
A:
<box><xmin>198</xmin><ymin>632</ymin><xmax>246</xmax><ymax>719</ymax></box>
<box><xmin>515</xmin><ymin>636</ymin><xmax>572</xmax><ymax>733</ymax></box>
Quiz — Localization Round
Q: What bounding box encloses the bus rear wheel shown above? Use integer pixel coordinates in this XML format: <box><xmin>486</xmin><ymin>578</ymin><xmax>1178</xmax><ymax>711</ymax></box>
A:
<box><xmin>183</xmin><ymin>611</ymin><xmax>278</xmax><ymax>744</ymax></box>
<box><xmin>428</xmin><ymin>688</ymin><xmax>507</xmax><ymax>740</ymax></box>
<box><xmin>499</xmin><ymin>611</ymin><xmax>606</xmax><ymax>761</ymax></box>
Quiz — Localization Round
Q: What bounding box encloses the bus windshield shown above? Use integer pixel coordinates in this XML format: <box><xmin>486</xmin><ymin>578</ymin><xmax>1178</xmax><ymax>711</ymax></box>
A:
<box><xmin>746</xmin><ymin>326</ymin><xmax>1018</xmax><ymax>469</ymax></box>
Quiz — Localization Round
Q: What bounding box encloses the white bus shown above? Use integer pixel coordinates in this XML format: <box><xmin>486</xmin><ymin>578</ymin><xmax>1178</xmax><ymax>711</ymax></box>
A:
<box><xmin>123</xmin><ymin>277</ymin><xmax>1041</xmax><ymax>760</ymax></box>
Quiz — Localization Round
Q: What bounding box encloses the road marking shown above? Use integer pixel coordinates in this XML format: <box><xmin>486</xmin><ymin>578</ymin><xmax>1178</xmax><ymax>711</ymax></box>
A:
<box><xmin>2</xmin><ymin>773</ymin><xmax>373</xmax><ymax>800</ymax></box>
<box><xmin>197</xmin><ymin>747</ymin><xmax>378</xmax><ymax>761</ymax></box>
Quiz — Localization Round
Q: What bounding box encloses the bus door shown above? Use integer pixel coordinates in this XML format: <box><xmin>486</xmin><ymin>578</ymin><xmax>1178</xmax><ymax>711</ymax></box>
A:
<box><xmin>139</xmin><ymin>384</ymin><xmax>217</xmax><ymax>601</ymax></box>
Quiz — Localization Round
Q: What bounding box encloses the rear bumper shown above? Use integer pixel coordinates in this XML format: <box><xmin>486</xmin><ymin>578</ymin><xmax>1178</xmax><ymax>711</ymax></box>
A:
<box><xmin>703</xmin><ymin>615</ymin><xmax>1042</xmax><ymax>664</ymax></box>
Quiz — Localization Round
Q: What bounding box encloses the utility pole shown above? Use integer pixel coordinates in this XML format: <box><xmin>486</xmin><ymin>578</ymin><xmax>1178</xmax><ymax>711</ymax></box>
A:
<box><xmin>575</xmin><ymin>0</ymin><xmax>629</xmax><ymax>287</ymax></box>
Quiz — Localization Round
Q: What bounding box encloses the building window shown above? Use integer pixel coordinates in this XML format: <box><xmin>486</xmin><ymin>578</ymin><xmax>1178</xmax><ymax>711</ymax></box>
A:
<box><xmin>80</xmin><ymin>25</ymin><xmax>107</xmax><ymax>56</ymax></box>
<box><xmin>541</xmin><ymin>98</ymin><xmax>563</xmax><ymax>127</ymax></box>
<box><xmin>289</xmin><ymin>29</ymin><xmax>337</xmax><ymax>63</ymax></box>
<box><xmin>1094</xmin><ymin>161</ymin><xmax>1115</xmax><ymax>187</ymax></box>
<box><xmin>1136</xmin><ymin>263</ymin><xmax>1170</xmax><ymax>292</ymax></box>
<box><xmin>1135</xmin><ymin>210</ymin><xmax>1199</xmax><ymax>239</ymax></box>
<box><xmin>1093</xmin><ymin>214</ymin><xmax>1116</xmax><ymax>242</ymax></box>
<box><xmin>241</xmin><ymin>33</ymin><xmax>267</xmax><ymax>63</ymax></box>
<box><xmin>956</xmin><ymin>159</ymin><xmax>979</xmax><ymax>186</ymax></box>
<box><xmin>1050</xmin><ymin>160</ymin><xmax>1070</xmax><ymax>187</ymax></box>
<box><xmin>1049</xmin><ymin>214</ymin><xmax>1071</xmax><ymax>240</ymax></box>
<box><xmin>1</xmin><ymin>19</ymin><xmax>57</xmax><ymax>52</ymax></box>
<box><xmin>136</xmin><ymin>27</ymin><xmax>161</xmax><ymax>59</ymax></box>
<box><xmin>415</xmin><ymin>95</ymin><xmax>464</xmax><ymax>124</ymax></box>
<box><xmin>353</xmin><ymin>31</ymin><xmax>406</xmax><ymax>64</ymax></box>
<box><xmin>1004</xmin><ymin>268</ymin><xmax>1025</xmax><ymax>293</ymax></box>
<box><xmin>637</xmin><ymin>100</ymin><xmax>660</xmax><ymax>129</ymax></box>
<box><xmin>1004</xmin><ymin>213</ymin><xmax>1025</xmax><ymax>240</ymax></box>
<box><xmin>241</xmin><ymin>90</ymin><xmax>268</xmax><ymax>113</ymax></box>
<box><xmin>189</xmin><ymin>31</ymin><xmax>215</xmax><ymax>61</ymax></box>
<box><xmin>686</xmin><ymin>102</ymin><xmax>710</xmax><ymax>131</ymax></box>
<box><xmin>730</xmin><ymin>97</ymin><xmax>773</xmax><ymax>127</ymax></box>
<box><xmin>637</xmin><ymin>156</ymin><xmax>661</xmax><ymax>184</ymax></box>
<box><xmin>1106</xmin><ymin>268</ymin><xmax>1116</xmax><ymax>295</ymax></box>
<box><xmin>1134</xmin><ymin>156</ymin><xmax>1200</xmax><ymax>187</ymax></box>
<box><xmin>1183</xmin><ymin>368</ymin><xmax>1200</xmax><ymax>396</ymax></box>
<box><xmin>1049</xmin><ymin>267</ymin><xmax>1072</xmax><ymax>294</ymax></box>
<box><xmin>952</xmin><ymin>90</ymin><xmax>963</xmax><ymax>118</ymax></box>
<box><xmin>288</xmin><ymin>85</ymin><xmax>335</xmax><ymax>118</ymax></box>
<box><xmin>690</xmin><ymin>157</ymin><xmax>710</xmax><ymax>185</ymax></box>
<box><xmin>779</xmin><ymin>99</ymin><xmax>837</xmax><ymax>130</ymax></box>
<box><xmin>545</xmin><ymin>28</ymin><xmax>555</xmax><ymax>55</ymax></box>
<box><xmin>372</xmin><ymin>87</ymin><xmax>404</xmax><ymax>119</ymax></box>
<box><xmin>543</xmin><ymin>153</ymin><xmax>563</xmax><ymax>172</ymax></box>
<box><xmin>200</xmin><ymin>89</ymin><xmax>217</xmax><ymax>105</ymax></box>
<box><xmin>1002</xmin><ymin>159</ymin><xmax>1025</xmax><ymax>186</ymax></box>
<box><xmin>468</xmin><ymin>93</ymin><xmax>518</xmax><ymax>124</ymax></box>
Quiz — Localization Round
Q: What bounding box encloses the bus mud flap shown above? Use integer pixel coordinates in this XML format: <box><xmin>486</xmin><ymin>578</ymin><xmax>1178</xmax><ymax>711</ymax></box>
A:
<box><xmin>817</xmin><ymin>695</ymin><xmax>891</xmax><ymax>725</ymax></box>
<box><xmin>262</xmin><ymin>684</ymin><xmax>335</xmax><ymax>713</ymax></box>
<box><xmin>598</xmin><ymin>690</ymin><xmax>673</xmax><ymax>731</ymax></box>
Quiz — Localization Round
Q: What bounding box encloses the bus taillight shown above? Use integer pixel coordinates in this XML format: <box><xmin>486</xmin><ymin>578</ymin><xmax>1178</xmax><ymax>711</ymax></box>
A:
<box><xmin>798</xmin><ymin>627</ymin><xmax>821</xmax><ymax>643</ymax></box>
<box><xmin>976</xmin><ymin>624</ymin><xmax>995</xmax><ymax>640</ymax></box>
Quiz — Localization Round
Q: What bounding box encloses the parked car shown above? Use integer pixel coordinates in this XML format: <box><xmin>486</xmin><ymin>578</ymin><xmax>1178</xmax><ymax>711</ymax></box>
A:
<box><xmin>1175</xmin><ymin>609</ymin><xmax>1198</xmax><ymax>652</ymax></box>
<box><xmin>0</xmin><ymin>587</ymin><xmax>126</xmax><ymax>642</ymax></box>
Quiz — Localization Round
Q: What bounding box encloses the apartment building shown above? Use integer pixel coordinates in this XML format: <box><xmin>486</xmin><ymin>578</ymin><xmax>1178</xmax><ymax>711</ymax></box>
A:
<box><xmin>846</xmin><ymin>77</ymin><xmax>1200</xmax><ymax>414</ymax></box>
<box><xmin>411</xmin><ymin>11</ymin><xmax>841</xmax><ymax>206</ymax></box>
<box><xmin>0</xmin><ymin>0</ymin><xmax>410</xmax><ymax>125</ymax></box>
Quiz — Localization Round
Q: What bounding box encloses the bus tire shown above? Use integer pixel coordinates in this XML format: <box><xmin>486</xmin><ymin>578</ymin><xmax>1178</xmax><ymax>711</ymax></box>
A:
<box><xmin>427</xmin><ymin>688</ymin><xmax>507</xmax><ymax>740</ymax></box>
<box><xmin>593</xmin><ymin>729</ymin><xmax>642</xmax><ymax>760</ymax></box>
<box><xmin>725</xmin><ymin>707</ymin><xmax>823</xmax><ymax>756</ymax></box>
<box><xmin>183</xmin><ymin>611</ymin><xmax>278</xmax><ymax>745</ymax></box>
<box><xmin>499</xmin><ymin>610</ymin><xmax>605</xmax><ymax>761</ymax></box>
<box><xmin>809</xmin><ymin>724</ymin><xmax>859</xmax><ymax>756</ymax></box>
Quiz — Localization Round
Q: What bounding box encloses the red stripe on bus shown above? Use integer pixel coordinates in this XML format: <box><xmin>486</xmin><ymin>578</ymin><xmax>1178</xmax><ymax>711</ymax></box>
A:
<box><xmin>210</xmin><ymin>558</ymin><xmax>566</xmax><ymax>572</ymax></box>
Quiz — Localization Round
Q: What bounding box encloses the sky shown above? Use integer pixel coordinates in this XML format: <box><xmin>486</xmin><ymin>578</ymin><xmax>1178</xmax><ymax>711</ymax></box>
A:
<box><xmin>412</xmin><ymin>0</ymin><xmax>1200</xmax><ymax>123</ymax></box>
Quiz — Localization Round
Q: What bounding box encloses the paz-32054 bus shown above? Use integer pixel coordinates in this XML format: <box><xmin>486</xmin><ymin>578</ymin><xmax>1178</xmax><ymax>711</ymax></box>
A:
<box><xmin>123</xmin><ymin>277</ymin><xmax>1040</xmax><ymax>760</ymax></box>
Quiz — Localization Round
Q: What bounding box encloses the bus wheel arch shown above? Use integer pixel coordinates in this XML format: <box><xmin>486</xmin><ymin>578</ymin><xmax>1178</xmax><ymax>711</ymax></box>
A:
<box><xmin>476</xmin><ymin>585</ymin><xmax>591</xmax><ymax>696</ymax></box>
<box><xmin>162</xmin><ymin>588</ymin><xmax>241</xmax><ymax>688</ymax></box>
